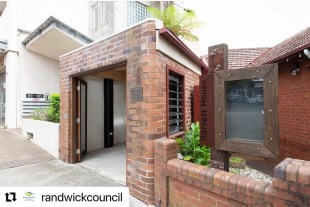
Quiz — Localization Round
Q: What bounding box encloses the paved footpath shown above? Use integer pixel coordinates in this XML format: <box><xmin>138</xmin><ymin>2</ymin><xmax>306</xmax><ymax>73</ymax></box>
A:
<box><xmin>0</xmin><ymin>129</ymin><xmax>149</xmax><ymax>207</ymax></box>
<box><xmin>0</xmin><ymin>129</ymin><xmax>54</xmax><ymax>170</ymax></box>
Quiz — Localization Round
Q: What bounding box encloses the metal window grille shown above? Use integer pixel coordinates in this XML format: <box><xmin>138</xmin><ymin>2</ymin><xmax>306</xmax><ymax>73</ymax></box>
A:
<box><xmin>169</xmin><ymin>74</ymin><xmax>183</xmax><ymax>134</ymax></box>
<box><xmin>127</xmin><ymin>1</ymin><xmax>150</xmax><ymax>27</ymax></box>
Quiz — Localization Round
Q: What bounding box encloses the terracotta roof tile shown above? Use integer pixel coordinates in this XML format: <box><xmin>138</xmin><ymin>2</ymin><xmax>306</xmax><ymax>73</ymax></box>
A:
<box><xmin>202</xmin><ymin>48</ymin><xmax>269</xmax><ymax>70</ymax></box>
<box><xmin>228</xmin><ymin>48</ymin><xmax>269</xmax><ymax>69</ymax></box>
<box><xmin>249</xmin><ymin>27</ymin><xmax>310</xmax><ymax>66</ymax></box>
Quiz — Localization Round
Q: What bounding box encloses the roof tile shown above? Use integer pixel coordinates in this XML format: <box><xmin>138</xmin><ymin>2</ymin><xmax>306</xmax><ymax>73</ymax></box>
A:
<box><xmin>249</xmin><ymin>27</ymin><xmax>310</xmax><ymax>66</ymax></box>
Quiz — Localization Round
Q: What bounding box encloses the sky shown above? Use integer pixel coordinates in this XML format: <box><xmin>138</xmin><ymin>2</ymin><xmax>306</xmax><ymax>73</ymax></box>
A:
<box><xmin>177</xmin><ymin>0</ymin><xmax>310</xmax><ymax>55</ymax></box>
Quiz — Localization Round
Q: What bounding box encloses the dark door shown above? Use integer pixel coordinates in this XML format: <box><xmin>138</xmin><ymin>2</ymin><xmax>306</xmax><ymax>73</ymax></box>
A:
<box><xmin>77</xmin><ymin>78</ymin><xmax>87</xmax><ymax>161</ymax></box>
<box><xmin>104</xmin><ymin>79</ymin><xmax>114</xmax><ymax>148</ymax></box>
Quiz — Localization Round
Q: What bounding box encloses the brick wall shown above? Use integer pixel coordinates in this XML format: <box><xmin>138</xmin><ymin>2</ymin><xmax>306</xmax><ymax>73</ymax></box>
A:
<box><xmin>278</xmin><ymin>55</ymin><xmax>310</xmax><ymax>160</ymax></box>
<box><xmin>155</xmin><ymin>138</ymin><xmax>310</xmax><ymax>207</ymax></box>
<box><xmin>60</xmin><ymin>20</ymin><xmax>199</xmax><ymax>204</ymax></box>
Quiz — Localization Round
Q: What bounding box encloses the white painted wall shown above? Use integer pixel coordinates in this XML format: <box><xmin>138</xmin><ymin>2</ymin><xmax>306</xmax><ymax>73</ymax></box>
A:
<box><xmin>83</xmin><ymin>76</ymin><xmax>105</xmax><ymax>152</ymax></box>
<box><xmin>156</xmin><ymin>29</ymin><xmax>202</xmax><ymax>76</ymax></box>
<box><xmin>114</xmin><ymin>81</ymin><xmax>126</xmax><ymax>145</ymax></box>
<box><xmin>4</xmin><ymin>22</ymin><xmax>19</xmax><ymax>128</ymax></box>
<box><xmin>17</xmin><ymin>32</ymin><xmax>60</xmax><ymax>127</ymax></box>
<box><xmin>114</xmin><ymin>1</ymin><xmax>127</xmax><ymax>35</ymax></box>
<box><xmin>0</xmin><ymin>1</ymin><xmax>88</xmax><ymax>128</ymax></box>
<box><xmin>22</xmin><ymin>119</ymin><xmax>60</xmax><ymax>158</ymax></box>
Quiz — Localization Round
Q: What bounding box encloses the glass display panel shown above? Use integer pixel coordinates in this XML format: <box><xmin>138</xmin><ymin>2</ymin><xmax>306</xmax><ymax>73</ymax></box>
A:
<box><xmin>225</xmin><ymin>78</ymin><xmax>264</xmax><ymax>142</ymax></box>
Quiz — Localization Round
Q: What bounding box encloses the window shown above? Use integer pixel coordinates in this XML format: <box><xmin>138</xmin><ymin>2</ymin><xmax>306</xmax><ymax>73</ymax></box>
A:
<box><xmin>127</xmin><ymin>1</ymin><xmax>150</xmax><ymax>27</ymax></box>
<box><xmin>214</xmin><ymin>64</ymin><xmax>278</xmax><ymax>158</ymax></box>
<box><xmin>91</xmin><ymin>2</ymin><xmax>113</xmax><ymax>30</ymax></box>
<box><xmin>168</xmin><ymin>73</ymin><xmax>184</xmax><ymax>135</ymax></box>
<box><xmin>91</xmin><ymin>2</ymin><xmax>100</xmax><ymax>29</ymax></box>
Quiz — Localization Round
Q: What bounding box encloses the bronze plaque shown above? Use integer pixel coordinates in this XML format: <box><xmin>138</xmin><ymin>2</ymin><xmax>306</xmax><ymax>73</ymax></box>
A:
<box><xmin>131</xmin><ymin>87</ymin><xmax>143</xmax><ymax>101</ymax></box>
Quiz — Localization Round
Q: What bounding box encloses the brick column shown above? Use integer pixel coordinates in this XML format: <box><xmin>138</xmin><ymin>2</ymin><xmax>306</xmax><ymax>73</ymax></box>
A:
<box><xmin>154</xmin><ymin>138</ymin><xmax>177</xmax><ymax>207</ymax></box>
<box><xmin>271</xmin><ymin>158</ymin><xmax>310</xmax><ymax>206</ymax></box>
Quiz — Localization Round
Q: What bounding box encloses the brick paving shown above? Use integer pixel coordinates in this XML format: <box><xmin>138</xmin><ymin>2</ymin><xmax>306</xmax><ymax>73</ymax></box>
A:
<box><xmin>0</xmin><ymin>129</ymin><xmax>54</xmax><ymax>170</ymax></box>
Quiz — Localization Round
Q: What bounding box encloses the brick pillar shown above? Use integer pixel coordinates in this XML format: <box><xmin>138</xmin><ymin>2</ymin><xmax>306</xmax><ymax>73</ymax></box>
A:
<box><xmin>270</xmin><ymin>158</ymin><xmax>310</xmax><ymax>206</ymax></box>
<box><xmin>154</xmin><ymin>138</ymin><xmax>177</xmax><ymax>207</ymax></box>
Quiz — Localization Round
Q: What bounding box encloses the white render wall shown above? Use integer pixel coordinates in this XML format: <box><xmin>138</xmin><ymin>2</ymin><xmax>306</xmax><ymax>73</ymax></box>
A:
<box><xmin>113</xmin><ymin>1</ymin><xmax>127</xmax><ymax>35</ymax></box>
<box><xmin>22</xmin><ymin>119</ymin><xmax>60</xmax><ymax>158</ymax></box>
<box><xmin>17</xmin><ymin>32</ymin><xmax>60</xmax><ymax>127</ymax></box>
<box><xmin>0</xmin><ymin>1</ymin><xmax>88</xmax><ymax>128</ymax></box>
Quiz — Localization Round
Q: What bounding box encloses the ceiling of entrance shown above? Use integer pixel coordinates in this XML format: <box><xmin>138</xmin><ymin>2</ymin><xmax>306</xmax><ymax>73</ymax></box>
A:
<box><xmin>89</xmin><ymin>67</ymin><xmax>126</xmax><ymax>82</ymax></box>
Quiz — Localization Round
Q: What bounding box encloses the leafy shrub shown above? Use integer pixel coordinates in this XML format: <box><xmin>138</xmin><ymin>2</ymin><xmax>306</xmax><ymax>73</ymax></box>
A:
<box><xmin>176</xmin><ymin>122</ymin><xmax>211</xmax><ymax>166</ymax></box>
<box><xmin>32</xmin><ymin>93</ymin><xmax>60</xmax><ymax>123</ymax></box>
<box><xmin>48</xmin><ymin>93</ymin><xmax>60</xmax><ymax>123</ymax></box>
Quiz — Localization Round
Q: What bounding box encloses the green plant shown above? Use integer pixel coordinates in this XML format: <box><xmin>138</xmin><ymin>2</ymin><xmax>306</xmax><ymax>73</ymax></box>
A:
<box><xmin>32</xmin><ymin>93</ymin><xmax>60</xmax><ymax>123</ymax></box>
<box><xmin>176</xmin><ymin>122</ymin><xmax>211</xmax><ymax>165</ymax></box>
<box><xmin>229</xmin><ymin>157</ymin><xmax>245</xmax><ymax>163</ymax></box>
<box><xmin>229</xmin><ymin>157</ymin><xmax>246</xmax><ymax>169</ymax></box>
<box><xmin>48</xmin><ymin>93</ymin><xmax>60</xmax><ymax>123</ymax></box>
<box><xmin>33</xmin><ymin>108</ymin><xmax>50</xmax><ymax>121</ymax></box>
<box><xmin>147</xmin><ymin>5</ymin><xmax>204</xmax><ymax>42</ymax></box>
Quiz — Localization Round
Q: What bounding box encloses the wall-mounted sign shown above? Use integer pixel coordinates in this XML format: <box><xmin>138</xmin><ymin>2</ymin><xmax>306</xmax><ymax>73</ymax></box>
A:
<box><xmin>26</xmin><ymin>93</ymin><xmax>44</xmax><ymax>99</ymax></box>
<box><xmin>130</xmin><ymin>87</ymin><xmax>143</xmax><ymax>101</ymax></box>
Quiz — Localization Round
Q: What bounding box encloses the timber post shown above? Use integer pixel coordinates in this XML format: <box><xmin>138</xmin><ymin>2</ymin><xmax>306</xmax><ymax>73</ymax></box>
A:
<box><xmin>200</xmin><ymin>44</ymin><xmax>230</xmax><ymax>171</ymax></box>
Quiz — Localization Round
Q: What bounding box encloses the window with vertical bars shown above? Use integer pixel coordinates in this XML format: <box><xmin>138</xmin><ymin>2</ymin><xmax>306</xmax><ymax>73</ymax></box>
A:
<box><xmin>169</xmin><ymin>73</ymin><xmax>183</xmax><ymax>135</ymax></box>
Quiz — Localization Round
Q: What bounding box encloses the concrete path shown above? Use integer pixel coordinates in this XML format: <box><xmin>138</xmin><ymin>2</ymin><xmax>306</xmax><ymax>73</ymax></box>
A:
<box><xmin>0</xmin><ymin>160</ymin><xmax>148</xmax><ymax>207</ymax></box>
<box><xmin>78</xmin><ymin>143</ymin><xmax>126</xmax><ymax>186</ymax></box>
<box><xmin>0</xmin><ymin>129</ymin><xmax>54</xmax><ymax>170</ymax></box>
<box><xmin>0</xmin><ymin>129</ymin><xmax>149</xmax><ymax>206</ymax></box>
<box><xmin>0</xmin><ymin>160</ymin><xmax>118</xmax><ymax>186</ymax></box>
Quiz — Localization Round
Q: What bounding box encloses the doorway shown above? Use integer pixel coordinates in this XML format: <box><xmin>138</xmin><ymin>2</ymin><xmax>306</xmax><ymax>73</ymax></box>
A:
<box><xmin>74</xmin><ymin>66</ymin><xmax>127</xmax><ymax>185</ymax></box>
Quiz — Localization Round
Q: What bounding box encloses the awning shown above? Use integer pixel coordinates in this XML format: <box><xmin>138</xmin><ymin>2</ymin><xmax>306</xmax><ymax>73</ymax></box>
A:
<box><xmin>22</xmin><ymin>16</ymin><xmax>93</xmax><ymax>61</ymax></box>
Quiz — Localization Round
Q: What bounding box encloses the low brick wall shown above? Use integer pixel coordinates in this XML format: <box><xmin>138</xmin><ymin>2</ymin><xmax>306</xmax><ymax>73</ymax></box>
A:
<box><xmin>154</xmin><ymin>138</ymin><xmax>310</xmax><ymax>207</ymax></box>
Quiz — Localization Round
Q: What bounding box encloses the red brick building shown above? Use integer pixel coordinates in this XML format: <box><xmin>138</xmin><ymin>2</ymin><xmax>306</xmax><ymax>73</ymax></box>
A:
<box><xmin>203</xmin><ymin>27</ymin><xmax>310</xmax><ymax>161</ymax></box>
<box><xmin>59</xmin><ymin>19</ymin><xmax>206</xmax><ymax>204</ymax></box>
<box><xmin>59</xmin><ymin>17</ymin><xmax>310</xmax><ymax>204</ymax></box>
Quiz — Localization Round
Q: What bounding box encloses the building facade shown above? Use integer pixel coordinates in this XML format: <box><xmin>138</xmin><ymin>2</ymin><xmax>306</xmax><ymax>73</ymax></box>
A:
<box><xmin>0</xmin><ymin>1</ymin><xmax>90</xmax><ymax>128</ymax></box>
<box><xmin>88</xmin><ymin>1</ymin><xmax>166</xmax><ymax>40</ymax></box>
<box><xmin>59</xmin><ymin>19</ymin><xmax>206</xmax><ymax>204</ymax></box>
<box><xmin>0</xmin><ymin>1</ymin><xmax>164</xmax><ymax>129</ymax></box>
